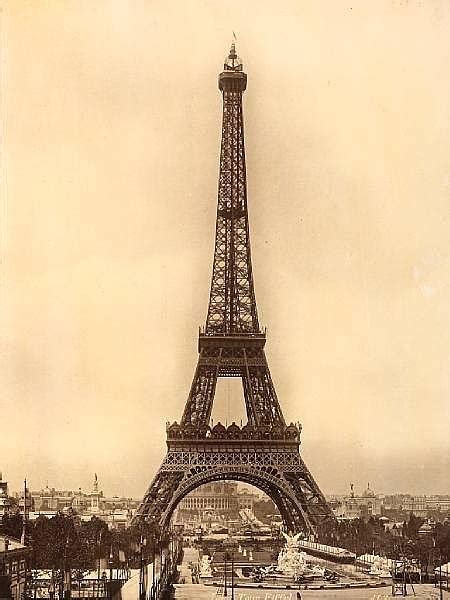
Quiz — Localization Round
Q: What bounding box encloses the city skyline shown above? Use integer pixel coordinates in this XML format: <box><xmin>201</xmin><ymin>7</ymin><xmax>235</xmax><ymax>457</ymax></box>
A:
<box><xmin>1</xmin><ymin>1</ymin><xmax>449</xmax><ymax>499</ymax></box>
<box><xmin>2</xmin><ymin>472</ymin><xmax>450</xmax><ymax>502</ymax></box>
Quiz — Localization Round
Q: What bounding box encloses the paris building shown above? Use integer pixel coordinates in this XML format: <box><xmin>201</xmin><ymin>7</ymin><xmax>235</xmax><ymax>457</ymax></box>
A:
<box><xmin>18</xmin><ymin>475</ymin><xmax>139</xmax><ymax>529</ymax></box>
<box><xmin>176</xmin><ymin>482</ymin><xmax>258</xmax><ymax>523</ymax></box>
<box><xmin>0</xmin><ymin>474</ymin><xmax>12</xmax><ymax>522</ymax></box>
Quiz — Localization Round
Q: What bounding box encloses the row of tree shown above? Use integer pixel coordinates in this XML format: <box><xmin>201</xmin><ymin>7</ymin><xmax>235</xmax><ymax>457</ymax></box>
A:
<box><xmin>0</xmin><ymin>513</ymin><xmax>163</xmax><ymax>570</ymax></box>
<box><xmin>319</xmin><ymin>514</ymin><xmax>450</xmax><ymax>568</ymax></box>
<box><xmin>1</xmin><ymin>510</ymin><xmax>448</xmax><ymax>573</ymax></box>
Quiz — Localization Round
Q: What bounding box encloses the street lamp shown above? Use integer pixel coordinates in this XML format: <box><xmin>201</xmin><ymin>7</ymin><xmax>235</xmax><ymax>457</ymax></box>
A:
<box><xmin>97</xmin><ymin>530</ymin><xmax>103</xmax><ymax>586</ymax></box>
<box><xmin>151</xmin><ymin>534</ymin><xmax>156</xmax><ymax>594</ymax></box>
<box><xmin>108</xmin><ymin>547</ymin><xmax>113</xmax><ymax>600</ymax></box>
<box><xmin>223</xmin><ymin>552</ymin><xmax>227</xmax><ymax>597</ymax></box>
<box><xmin>432</xmin><ymin>538</ymin><xmax>443</xmax><ymax>600</ymax></box>
<box><xmin>64</xmin><ymin>536</ymin><xmax>71</xmax><ymax>600</ymax></box>
<box><xmin>223</xmin><ymin>537</ymin><xmax>238</xmax><ymax>600</ymax></box>
<box><xmin>231</xmin><ymin>553</ymin><xmax>234</xmax><ymax>600</ymax></box>
<box><xmin>101</xmin><ymin>573</ymin><xmax>107</xmax><ymax>600</ymax></box>
<box><xmin>139</xmin><ymin>534</ymin><xmax>146</xmax><ymax>600</ymax></box>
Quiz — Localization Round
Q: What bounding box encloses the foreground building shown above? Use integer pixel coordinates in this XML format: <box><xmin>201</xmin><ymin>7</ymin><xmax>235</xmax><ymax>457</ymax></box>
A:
<box><xmin>0</xmin><ymin>536</ymin><xmax>32</xmax><ymax>600</ymax></box>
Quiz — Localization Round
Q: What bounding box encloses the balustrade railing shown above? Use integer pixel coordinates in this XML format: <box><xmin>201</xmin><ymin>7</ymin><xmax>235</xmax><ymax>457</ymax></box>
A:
<box><xmin>166</xmin><ymin>420</ymin><xmax>301</xmax><ymax>443</ymax></box>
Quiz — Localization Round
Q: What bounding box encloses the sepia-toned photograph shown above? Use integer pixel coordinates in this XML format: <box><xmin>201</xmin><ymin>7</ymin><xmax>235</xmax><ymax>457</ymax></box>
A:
<box><xmin>1</xmin><ymin>2</ymin><xmax>449</xmax><ymax>599</ymax></box>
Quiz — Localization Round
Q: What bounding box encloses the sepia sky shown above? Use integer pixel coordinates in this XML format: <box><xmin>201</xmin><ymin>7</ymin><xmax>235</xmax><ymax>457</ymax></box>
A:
<box><xmin>1</xmin><ymin>0</ymin><xmax>449</xmax><ymax>499</ymax></box>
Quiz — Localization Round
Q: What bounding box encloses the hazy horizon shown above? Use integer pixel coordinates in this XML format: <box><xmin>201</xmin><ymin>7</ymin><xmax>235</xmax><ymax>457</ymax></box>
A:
<box><xmin>1</xmin><ymin>1</ymin><xmax>449</xmax><ymax>500</ymax></box>
<box><xmin>4</xmin><ymin>477</ymin><xmax>450</xmax><ymax>501</ymax></box>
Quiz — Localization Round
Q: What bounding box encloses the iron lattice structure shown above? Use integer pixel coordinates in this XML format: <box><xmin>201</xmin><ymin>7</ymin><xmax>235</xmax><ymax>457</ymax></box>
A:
<box><xmin>134</xmin><ymin>44</ymin><xmax>334</xmax><ymax>534</ymax></box>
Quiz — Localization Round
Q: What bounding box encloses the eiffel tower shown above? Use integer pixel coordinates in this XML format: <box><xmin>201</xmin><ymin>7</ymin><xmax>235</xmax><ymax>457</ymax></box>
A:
<box><xmin>133</xmin><ymin>43</ymin><xmax>334</xmax><ymax>535</ymax></box>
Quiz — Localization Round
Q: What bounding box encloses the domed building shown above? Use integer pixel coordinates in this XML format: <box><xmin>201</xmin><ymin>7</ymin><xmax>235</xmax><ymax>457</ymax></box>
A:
<box><xmin>334</xmin><ymin>483</ymin><xmax>382</xmax><ymax>519</ymax></box>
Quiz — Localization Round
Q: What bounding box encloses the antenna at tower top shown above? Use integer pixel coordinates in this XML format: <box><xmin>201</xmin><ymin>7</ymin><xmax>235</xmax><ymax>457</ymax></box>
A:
<box><xmin>224</xmin><ymin>35</ymin><xmax>242</xmax><ymax>71</ymax></box>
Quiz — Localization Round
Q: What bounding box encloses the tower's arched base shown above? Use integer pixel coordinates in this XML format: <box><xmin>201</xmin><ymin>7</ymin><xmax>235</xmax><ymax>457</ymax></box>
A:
<box><xmin>133</xmin><ymin>429</ymin><xmax>334</xmax><ymax>535</ymax></box>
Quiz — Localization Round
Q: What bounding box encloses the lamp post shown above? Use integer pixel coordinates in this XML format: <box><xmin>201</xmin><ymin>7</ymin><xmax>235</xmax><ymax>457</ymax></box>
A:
<box><xmin>425</xmin><ymin>525</ymin><xmax>444</xmax><ymax>599</ymax></box>
<box><xmin>223</xmin><ymin>552</ymin><xmax>227</xmax><ymax>597</ymax></box>
<box><xmin>433</xmin><ymin>541</ymin><xmax>443</xmax><ymax>600</ymax></box>
<box><xmin>223</xmin><ymin>536</ymin><xmax>237</xmax><ymax>600</ymax></box>
<box><xmin>231</xmin><ymin>552</ymin><xmax>235</xmax><ymax>600</ymax></box>
<box><xmin>63</xmin><ymin>536</ymin><xmax>71</xmax><ymax>600</ymax></box>
<box><xmin>97</xmin><ymin>530</ymin><xmax>103</xmax><ymax>589</ymax></box>
<box><xmin>152</xmin><ymin>535</ymin><xmax>155</xmax><ymax>595</ymax></box>
<box><xmin>101</xmin><ymin>573</ymin><xmax>107</xmax><ymax>600</ymax></box>
<box><xmin>138</xmin><ymin>534</ymin><xmax>145</xmax><ymax>600</ymax></box>
<box><xmin>108</xmin><ymin>547</ymin><xmax>113</xmax><ymax>600</ymax></box>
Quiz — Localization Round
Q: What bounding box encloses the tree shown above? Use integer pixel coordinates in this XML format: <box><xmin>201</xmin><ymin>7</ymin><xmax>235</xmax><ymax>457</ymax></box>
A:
<box><xmin>402</xmin><ymin>514</ymin><xmax>424</xmax><ymax>540</ymax></box>
<box><xmin>253</xmin><ymin>498</ymin><xmax>279</xmax><ymax>524</ymax></box>
<box><xmin>0</xmin><ymin>513</ymin><xmax>23</xmax><ymax>539</ymax></box>
<box><xmin>434</xmin><ymin>522</ymin><xmax>450</xmax><ymax>559</ymax></box>
<box><xmin>31</xmin><ymin>515</ymin><xmax>54</xmax><ymax>567</ymax></box>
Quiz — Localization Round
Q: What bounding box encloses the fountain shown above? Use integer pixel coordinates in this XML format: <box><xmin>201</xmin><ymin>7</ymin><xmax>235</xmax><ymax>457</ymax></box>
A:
<box><xmin>199</xmin><ymin>554</ymin><xmax>213</xmax><ymax>579</ymax></box>
<box><xmin>277</xmin><ymin>532</ymin><xmax>308</xmax><ymax>577</ymax></box>
<box><xmin>369</xmin><ymin>556</ymin><xmax>392</xmax><ymax>578</ymax></box>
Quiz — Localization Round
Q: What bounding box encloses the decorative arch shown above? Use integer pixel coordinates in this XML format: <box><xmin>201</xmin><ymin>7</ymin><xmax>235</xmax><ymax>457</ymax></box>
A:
<box><xmin>160</xmin><ymin>466</ymin><xmax>312</xmax><ymax>533</ymax></box>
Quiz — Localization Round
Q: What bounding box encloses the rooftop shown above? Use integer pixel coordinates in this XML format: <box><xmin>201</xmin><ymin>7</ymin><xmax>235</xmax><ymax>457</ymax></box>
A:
<box><xmin>0</xmin><ymin>535</ymin><xmax>28</xmax><ymax>553</ymax></box>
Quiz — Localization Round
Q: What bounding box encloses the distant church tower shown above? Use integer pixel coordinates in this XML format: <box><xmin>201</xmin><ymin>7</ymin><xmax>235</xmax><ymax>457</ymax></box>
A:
<box><xmin>0</xmin><ymin>472</ymin><xmax>11</xmax><ymax>521</ymax></box>
<box><xmin>90</xmin><ymin>473</ymin><xmax>101</xmax><ymax>513</ymax></box>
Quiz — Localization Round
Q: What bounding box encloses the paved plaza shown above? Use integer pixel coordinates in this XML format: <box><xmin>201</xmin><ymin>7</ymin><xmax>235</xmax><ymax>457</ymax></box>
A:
<box><xmin>173</xmin><ymin>583</ymin><xmax>448</xmax><ymax>599</ymax></box>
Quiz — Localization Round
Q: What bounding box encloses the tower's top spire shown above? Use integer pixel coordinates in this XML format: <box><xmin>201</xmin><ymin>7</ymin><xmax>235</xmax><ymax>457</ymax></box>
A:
<box><xmin>224</xmin><ymin>40</ymin><xmax>243</xmax><ymax>72</ymax></box>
